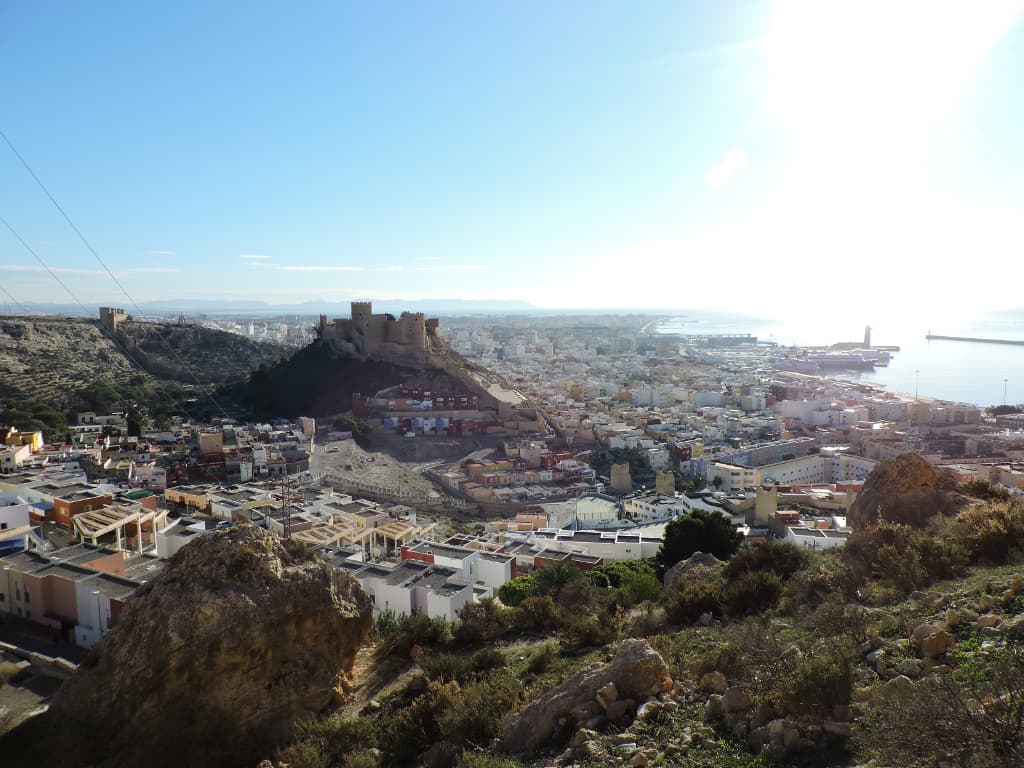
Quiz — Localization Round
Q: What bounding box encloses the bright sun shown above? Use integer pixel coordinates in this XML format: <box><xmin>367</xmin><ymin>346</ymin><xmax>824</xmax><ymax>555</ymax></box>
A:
<box><xmin>767</xmin><ymin>0</ymin><xmax>1023</xmax><ymax>138</ymax></box>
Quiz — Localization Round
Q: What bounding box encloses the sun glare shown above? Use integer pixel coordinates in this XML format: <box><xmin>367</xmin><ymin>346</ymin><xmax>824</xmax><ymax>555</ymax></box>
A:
<box><xmin>768</xmin><ymin>0</ymin><xmax>1023</xmax><ymax>137</ymax></box>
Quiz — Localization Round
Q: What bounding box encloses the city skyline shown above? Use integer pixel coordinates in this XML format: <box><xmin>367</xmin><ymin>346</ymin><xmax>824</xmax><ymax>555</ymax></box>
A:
<box><xmin>2</xmin><ymin>2</ymin><xmax>1023</xmax><ymax>314</ymax></box>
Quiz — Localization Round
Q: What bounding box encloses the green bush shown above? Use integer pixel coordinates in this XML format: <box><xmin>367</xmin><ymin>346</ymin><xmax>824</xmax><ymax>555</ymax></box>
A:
<box><xmin>555</xmin><ymin>579</ymin><xmax>600</xmax><ymax>613</ymax></box>
<box><xmin>801</xmin><ymin>593</ymin><xmax>868</xmax><ymax>641</ymax></box>
<box><xmin>419</xmin><ymin>652</ymin><xmax>473</xmax><ymax>683</ymax></box>
<box><xmin>375</xmin><ymin>612</ymin><xmax>453</xmax><ymax>660</ymax></box>
<box><xmin>370</xmin><ymin>609</ymin><xmax>400</xmax><ymax>641</ymax></box>
<box><xmin>522</xmin><ymin>642</ymin><xmax>558</xmax><ymax>676</ymax></box>
<box><xmin>952</xmin><ymin>502</ymin><xmax>1024</xmax><ymax>564</ymax></box>
<box><xmin>377</xmin><ymin>679</ymin><xmax>461</xmax><ymax>765</ymax></box>
<box><xmin>655</xmin><ymin>509</ymin><xmax>744</xmax><ymax>574</ymax></box>
<box><xmin>497</xmin><ymin>575</ymin><xmax>534</xmax><ymax>607</ymax></box>
<box><xmin>532</xmin><ymin>561</ymin><xmax>583</xmax><ymax>596</ymax></box>
<box><xmin>781</xmin><ymin>552</ymin><xmax>861</xmax><ymax>612</ymax></box>
<box><xmin>438</xmin><ymin>671</ymin><xmax>522</xmax><ymax>750</ymax></box>
<box><xmin>589</xmin><ymin>559</ymin><xmax>658</xmax><ymax>588</ymax></box>
<box><xmin>454</xmin><ymin>598</ymin><xmax>513</xmax><ymax>646</ymax></box>
<box><xmin>721</xmin><ymin>570</ymin><xmax>783</xmax><ymax>618</ymax></box>
<box><xmin>290</xmin><ymin>716</ymin><xmax>376</xmax><ymax>768</ymax></box>
<box><xmin>513</xmin><ymin>595</ymin><xmax>561</xmax><ymax>632</ymax></box>
<box><xmin>962</xmin><ymin>478</ymin><xmax>1011</xmax><ymax>501</ymax></box>
<box><xmin>779</xmin><ymin>642</ymin><xmax>855</xmax><ymax>717</ymax></box>
<box><xmin>456</xmin><ymin>753</ymin><xmax>521</xmax><ymax>768</ymax></box>
<box><xmin>843</xmin><ymin>521</ymin><xmax>968</xmax><ymax>597</ymax></box>
<box><xmin>469</xmin><ymin>647</ymin><xmax>507</xmax><ymax>674</ymax></box>
<box><xmin>342</xmin><ymin>751</ymin><xmax>381</xmax><ymax>768</ymax></box>
<box><xmin>664</xmin><ymin>577</ymin><xmax>723</xmax><ymax>625</ymax></box>
<box><xmin>561</xmin><ymin>606</ymin><xmax>621</xmax><ymax>649</ymax></box>
<box><xmin>723</xmin><ymin>541</ymin><xmax>809</xmax><ymax>582</ymax></box>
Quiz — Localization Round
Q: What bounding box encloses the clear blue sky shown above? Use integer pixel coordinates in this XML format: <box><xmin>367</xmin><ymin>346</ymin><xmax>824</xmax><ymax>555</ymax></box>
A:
<box><xmin>2</xmin><ymin>1</ymin><xmax>1023</xmax><ymax>313</ymax></box>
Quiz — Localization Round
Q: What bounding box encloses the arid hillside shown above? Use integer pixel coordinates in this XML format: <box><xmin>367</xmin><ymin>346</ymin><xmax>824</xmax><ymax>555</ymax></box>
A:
<box><xmin>116</xmin><ymin>320</ymin><xmax>286</xmax><ymax>384</ymax></box>
<box><xmin>0</xmin><ymin>316</ymin><xmax>285</xmax><ymax>406</ymax></box>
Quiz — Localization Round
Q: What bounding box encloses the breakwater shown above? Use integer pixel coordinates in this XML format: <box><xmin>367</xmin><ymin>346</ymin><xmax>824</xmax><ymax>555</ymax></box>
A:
<box><xmin>926</xmin><ymin>334</ymin><xmax>1024</xmax><ymax>347</ymax></box>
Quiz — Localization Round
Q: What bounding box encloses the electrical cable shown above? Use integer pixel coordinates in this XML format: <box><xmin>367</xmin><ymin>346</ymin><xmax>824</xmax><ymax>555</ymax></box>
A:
<box><xmin>0</xmin><ymin>212</ymin><xmax>215</xmax><ymax>428</ymax></box>
<box><xmin>0</xmin><ymin>128</ymin><xmax>233</xmax><ymax>419</ymax></box>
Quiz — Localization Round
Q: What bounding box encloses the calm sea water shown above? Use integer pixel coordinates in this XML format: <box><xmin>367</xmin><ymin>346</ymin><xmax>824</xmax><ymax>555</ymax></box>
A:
<box><xmin>657</xmin><ymin>309</ymin><xmax>1024</xmax><ymax>407</ymax></box>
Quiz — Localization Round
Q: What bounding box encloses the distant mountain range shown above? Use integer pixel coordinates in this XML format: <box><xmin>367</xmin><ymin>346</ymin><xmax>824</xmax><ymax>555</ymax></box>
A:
<box><xmin>0</xmin><ymin>298</ymin><xmax>537</xmax><ymax>317</ymax></box>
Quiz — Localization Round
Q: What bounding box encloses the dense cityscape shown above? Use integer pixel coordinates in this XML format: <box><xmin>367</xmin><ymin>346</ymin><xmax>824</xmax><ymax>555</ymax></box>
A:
<box><xmin>3</xmin><ymin>2</ymin><xmax>1024</xmax><ymax>766</ymax></box>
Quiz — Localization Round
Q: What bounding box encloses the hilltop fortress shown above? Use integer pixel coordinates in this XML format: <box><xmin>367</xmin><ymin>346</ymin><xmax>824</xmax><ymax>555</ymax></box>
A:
<box><xmin>319</xmin><ymin>302</ymin><xmax>443</xmax><ymax>369</ymax></box>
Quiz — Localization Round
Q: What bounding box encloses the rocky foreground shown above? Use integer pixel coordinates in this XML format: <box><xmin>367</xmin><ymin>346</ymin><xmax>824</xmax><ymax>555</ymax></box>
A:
<box><xmin>0</xmin><ymin>526</ymin><xmax>372</xmax><ymax>768</ymax></box>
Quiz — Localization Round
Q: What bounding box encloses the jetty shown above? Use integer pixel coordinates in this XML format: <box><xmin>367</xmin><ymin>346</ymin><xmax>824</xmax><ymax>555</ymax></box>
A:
<box><xmin>926</xmin><ymin>333</ymin><xmax>1024</xmax><ymax>347</ymax></box>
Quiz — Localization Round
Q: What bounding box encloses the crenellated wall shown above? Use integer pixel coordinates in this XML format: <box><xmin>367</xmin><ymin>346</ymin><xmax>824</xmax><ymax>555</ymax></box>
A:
<box><xmin>321</xmin><ymin>302</ymin><xmax>438</xmax><ymax>368</ymax></box>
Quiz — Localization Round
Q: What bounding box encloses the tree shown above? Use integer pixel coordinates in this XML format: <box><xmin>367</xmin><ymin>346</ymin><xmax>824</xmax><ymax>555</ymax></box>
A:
<box><xmin>497</xmin><ymin>575</ymin><xmax>535</xmax><ymax>607</ymax></box>
<box><xmin>532</xmin><ymin>561</ymin><xmax>581</xmax><ymax>597</ymax></box>
<box><xmin>711</xmin><ymin>475</ymin><xmax>723</xmax><ymax>489</ymax></box>
<box><xmin>655</xmin><ymin>509</ymin><xmax>744</xmax><ymax>573</ymax></box>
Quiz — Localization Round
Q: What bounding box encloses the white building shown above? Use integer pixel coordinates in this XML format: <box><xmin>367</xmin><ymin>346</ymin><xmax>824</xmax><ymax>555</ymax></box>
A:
<box><xmin>354</xmin><ymin>560</ymin><xmax>476</xmax><ymax>621</ymax></box>
<box><xmin>785</xmin><ymin>526</ymin><xmax>850</xmax><ymax>551</ymax></box>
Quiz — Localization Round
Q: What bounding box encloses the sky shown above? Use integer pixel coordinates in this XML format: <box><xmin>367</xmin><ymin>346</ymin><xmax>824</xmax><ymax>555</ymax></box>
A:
<box><xmin>2</xmin><ymin>1</ymin><xmax>1024</xmax><ymax>317</ymax></box>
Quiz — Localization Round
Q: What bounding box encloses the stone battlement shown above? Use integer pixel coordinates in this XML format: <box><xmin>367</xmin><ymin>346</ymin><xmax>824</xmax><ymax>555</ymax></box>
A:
<box><xmin>319</xmin><ymin>302</ymin><xmax>441</xmax><ymax>368</ymax></box>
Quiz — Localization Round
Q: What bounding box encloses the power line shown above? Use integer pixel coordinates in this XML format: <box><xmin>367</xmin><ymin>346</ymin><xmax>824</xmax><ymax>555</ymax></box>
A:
<box><xmin>0</xmin><ymin>213</ymin><xmax>94</xmax><ymax>315</ymax></box>
<box><xmin>0</xmin><ymin>127</ymin><xmax>231</xmax><ymax>420</ymax></box>
<box><xmin>0</xmin><ymin>212</ymin><xmax>214</xmax><ymax>427</ymax></box>
<box><xmin>0</xmin><ymin>129</ymin><xmax>137</xmax><ymax>307</ymax></box>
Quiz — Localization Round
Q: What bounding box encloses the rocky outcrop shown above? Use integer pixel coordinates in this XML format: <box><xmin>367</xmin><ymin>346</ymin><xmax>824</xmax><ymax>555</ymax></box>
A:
<box><xmin>500</xmin><ymin>639</ymin><xmax>673</xmax><ymax>753</ymax></box>
<box><xmin>663</xmin><ymin>551</ymin><xmax>724</xmax><ymax>588</ymax></box>
<box><xmin>117</xmin><ymin>320</ymin><xmax>285</xmax><ymax>384</ymax></box>
<box><xmin>848</xmin><ymin>453</ymin><xmax>965</xmax><ymax>529</ymax></box>
<box><xmin>1</xmin><ymin>525</ymin><xmax>372</xmax><ymax>768</ymax></box>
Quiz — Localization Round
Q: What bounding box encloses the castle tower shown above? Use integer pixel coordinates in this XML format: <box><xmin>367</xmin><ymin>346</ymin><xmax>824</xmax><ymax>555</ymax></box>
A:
<box><xmin>755</xmin><ymin>485</ymin><xmax>778</xmax><ymax>526</ymax></box>
<box><xmin>610</xmin><ymin>463</ymin><xmax>632</xmax><ymax>493</ymax></box>
<box><xmin>99</xmin><ymin>307</ymin><xmax>127</xmax><ymax>333</ymax></box>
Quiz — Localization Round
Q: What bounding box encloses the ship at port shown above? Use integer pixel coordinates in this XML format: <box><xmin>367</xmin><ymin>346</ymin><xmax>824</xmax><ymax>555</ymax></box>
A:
<box><xmin>778</xmin><ymin>324</ymin><xmax>899</xmax><ymax>373</ymax></box>
<box><xmin>778</xmin><ymin>350</ymin><xmax>877</xmax><ymax>372</ymax></box>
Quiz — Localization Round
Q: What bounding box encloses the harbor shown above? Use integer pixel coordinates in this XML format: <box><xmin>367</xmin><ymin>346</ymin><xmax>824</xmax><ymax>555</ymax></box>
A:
<box><xmin>926</xmin><ymin>333</ymin><xmax>1024</xmax><ymax>347</ymax></box>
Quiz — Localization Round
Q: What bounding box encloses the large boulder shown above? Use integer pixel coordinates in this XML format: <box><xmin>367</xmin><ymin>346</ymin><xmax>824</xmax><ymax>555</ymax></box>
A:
<box><xmin>848</xmin><ymin>453</ymin><xmax>965</xmax><ymax>529</ymax></box>
<box><xmin>501</xmin><ymin>639</ymin><xmax>672</xmax><ymax>753</ymax></box>
<box><xmin>663</xmin><ymin>551</ymin><xmax>724</xmax><ymax>588</ymax></box>
<box><xmin>2</xmin><ymin>525</ymin><xmax>372</xmax><ymax>768</ymax></box>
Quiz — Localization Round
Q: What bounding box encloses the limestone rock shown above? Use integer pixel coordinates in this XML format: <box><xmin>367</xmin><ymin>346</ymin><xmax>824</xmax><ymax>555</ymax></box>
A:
<box><xmin>721</xmin><ymin>686</ymin><xmax>753</xmax><ymax>714</ymax></box>
<box><xmin>596</xmin><ymin>681</ymin><xmax>619</xmax><ymax>710</ymax></box>
<box><xmin>909</xmin><ymin>591</ymin><xmax>930</xmax><ymax>610</ymax></box>
<box><xmin>920</xmin><ymin>629</ymin><xmax>953</xmax><ymax>659</ymax></box>
<box><xmin>822</xmin><ymin>720</ymin><xmax>852</xmax><ymax>737</ymax></box>
<box><xmin>699</xmin><ymin>671</ymin><xmax>728</xmax><ymax>694</ymax></box>
<box><xmin>897</xmin><ymin>658</ymin><xmax>924</xmax><ymax>676</ymax></box>
<box><xmin>3</xmin><ymin>525</ymin><xmax>372</xmax><ymax>768</ymax></box>
<box><xmin>848</xmin><ymin>453</ymin><xmax>964</xmax><ymax>529</ymax></box>
<box><xmin>911</xmin><ymin>622</ymin><xmax>941</xmax><ymax>644</ymax></box>
<box><xmin>891</xmin><ymin>675</ymin><xmax>915</xmax><ymax>693</ymax></box>
<box><xmin>606</xmin><ymin>699</ymin><xmax>632</xmax><ymax>722</ymax></box>
<box><xmin>663</xmin><ymin>551</ymin><xmax>724</xmax><ymax>588</ymax></box>
<box><xmin>501</xmin><ymin>639</ymin><xmax>671</xmax><ymax>753</ymax></box>
<box><xmin>705</xmin><ymin>694</ymin><xmax>723</xmax><ymax>720</ymax></box>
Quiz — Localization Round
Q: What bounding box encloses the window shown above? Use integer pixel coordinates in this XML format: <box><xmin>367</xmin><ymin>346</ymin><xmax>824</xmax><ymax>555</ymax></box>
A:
<box><xmin>24</xmin><ymin>591</ymin><xmax>29</xmax><ymax>603</ymax></box>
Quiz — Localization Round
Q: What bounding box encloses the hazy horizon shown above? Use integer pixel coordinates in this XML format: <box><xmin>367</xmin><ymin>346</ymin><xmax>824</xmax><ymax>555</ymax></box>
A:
<box><xmin>2</xmin><ymin>2</ymin><xmax>1023</xmax><ymax>316</ymax></box>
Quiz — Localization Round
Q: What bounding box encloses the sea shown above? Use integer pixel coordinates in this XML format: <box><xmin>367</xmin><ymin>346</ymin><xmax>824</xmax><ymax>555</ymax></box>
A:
<box><xmin>656</xmin><ymin>309</ymin><xmax>1024</xmax><ymax>408</ymax></box>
